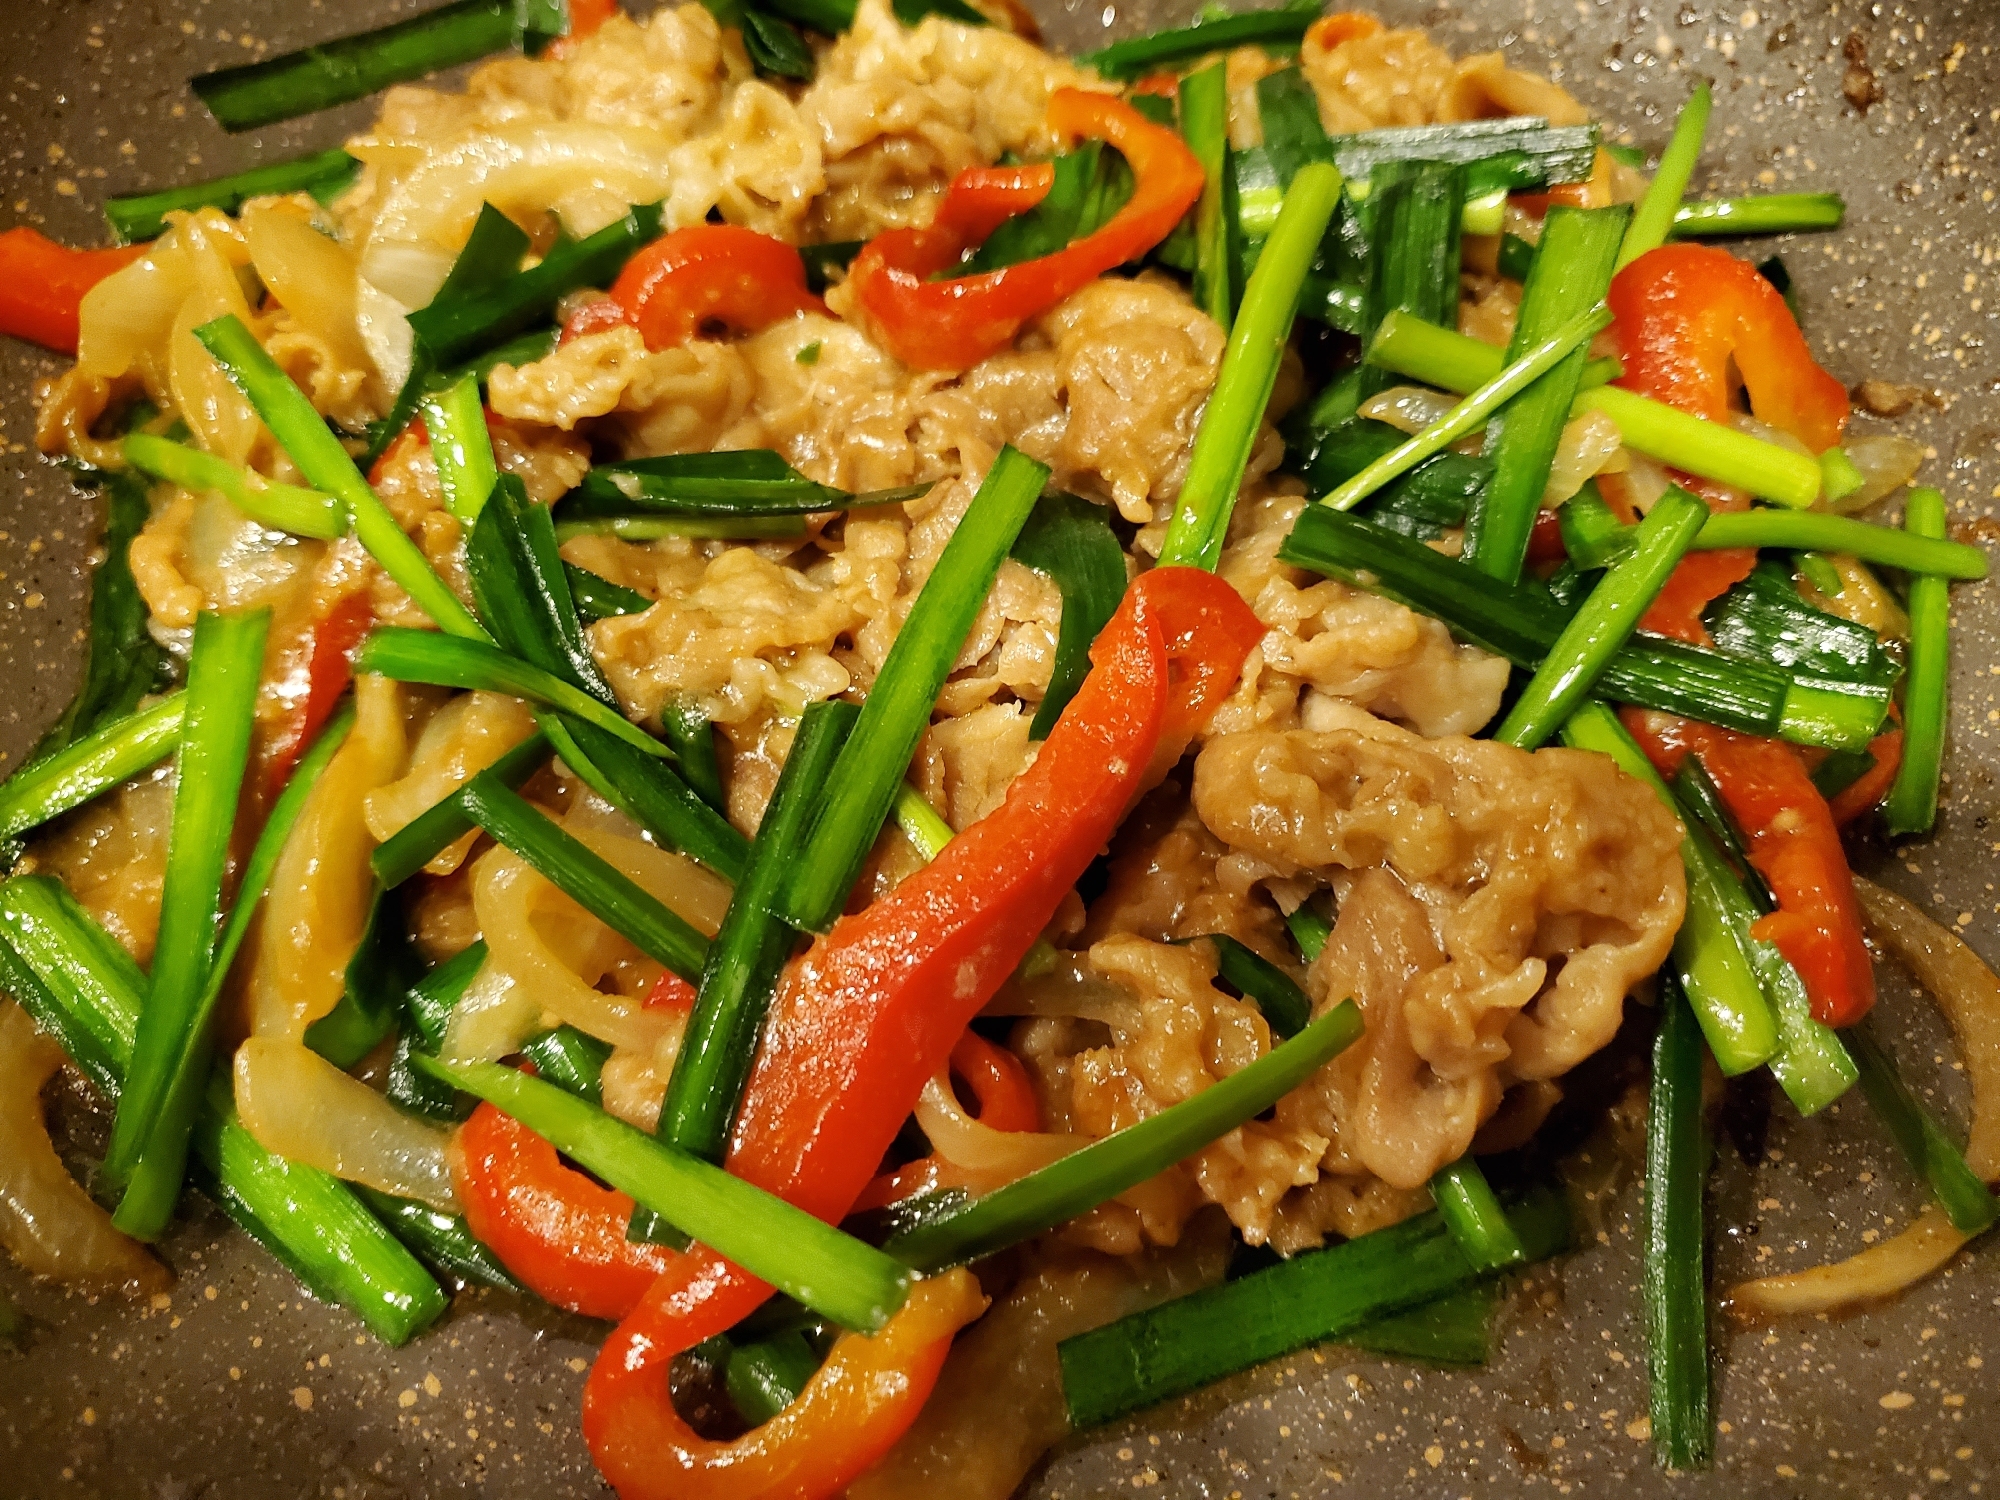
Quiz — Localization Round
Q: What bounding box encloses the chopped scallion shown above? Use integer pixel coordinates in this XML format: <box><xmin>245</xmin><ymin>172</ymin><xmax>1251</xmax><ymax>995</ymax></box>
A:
<box><xmin>107</xmin><ymin>609</ymin><xmax>269</xmax><ymax>1241</ymax></box>
<box><xmin>415</xmin><ymin>1054</ymin><xmax>912</xmax><ymax>1332</ymax></box>
<box><xmin>885</xmin><ymin>1000</ymin><xmax>1363</xmax><ymax>1271</ymax></box>
<box><xmin>1692</xmin><ymin>506</ymin><xmax>1986</xmax><ymax>579</ymax></box>
<box><xmin>125</xmin><ymin>433</ymin><xmax>345</xmax><ymax>540</ymax></box>
<box><xmin>371</xmin><ymin>730</ymin><xmax>550</xmax><ymax>889</ymax></box>
<box><xmin>1616</xmin><ymin>82</ymin><xmax>1711</xmax><ymax>271</ymax></box>
<box><xmin>1496</xmin><ymin>488</ymin><xmax>1707</xmax><ymax>747</ymax></box>
<box><xmin>1179</xmin><ymin>61</ymin><xmax>1237</xmax><ymax>330</ymax></box>
<box><xmin>1644</xmin><ymin>977</ymin><xmax>1714</xmax><ymax>1471</ymax></box>
<box><xmin>1079</xmin><ymin>1</ymin><xmax>1318</xmax><ymax>81</ymax></box>
<box><xmin>783</xmin><ymin>446</ymin><xmax>1047</xmax><ymax>931</ymax></box>
<box><xmin>1884</xmin><ymin>488</ymin><xmax>1953</xmax><ymax>835</ymax></box>
<box><xmin>1325</xmin><ymin>303</ymin><xmax>1611</xmax><ymax>513</ymax></box>
<box><xmin>1159</xmin><ymin>162</ymin><xmax>1343</xmax><ymax>570</ymax></box>
<box><xmin>459</xmin><ymin>772</ymin><xmax>709</xmax><ymax>982</ymax></box>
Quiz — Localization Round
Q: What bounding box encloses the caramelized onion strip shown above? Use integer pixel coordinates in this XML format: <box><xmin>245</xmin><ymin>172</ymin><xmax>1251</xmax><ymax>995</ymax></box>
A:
<box><xmin>1727</xmin><ymin>878</ymin><xmax>2000</xmax><ymax>1320</ymax></box>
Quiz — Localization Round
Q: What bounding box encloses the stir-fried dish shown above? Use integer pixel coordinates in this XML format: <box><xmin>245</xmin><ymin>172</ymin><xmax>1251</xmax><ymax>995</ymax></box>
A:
<box><xmin>0</xmin><ymin>0</ymin><xmax>1993</xmax><ymax>1491</ymax></box>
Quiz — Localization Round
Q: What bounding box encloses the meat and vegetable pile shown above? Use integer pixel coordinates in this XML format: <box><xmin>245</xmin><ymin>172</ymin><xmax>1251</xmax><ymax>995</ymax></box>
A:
<box><xmin>0</xmin><ymin>0</ymin><xmax>1993</xmax><ymax>1492</ymax></box>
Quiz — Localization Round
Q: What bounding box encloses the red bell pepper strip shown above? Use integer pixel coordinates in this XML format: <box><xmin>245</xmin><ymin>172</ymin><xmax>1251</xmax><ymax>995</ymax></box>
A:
<box><xmin>264</xmin><ymin>590</ymin><xmax>372</xmax><ymax>795</ymax></box>
<box><xmin>451</xmin><ymin>1099</ymin><xmax>675</xmax><ymax>1320</ymax></box>
<box><xmin>643</xmin><ymin>970</ymin><xmax>698</xmax><ymax>1011</ymax></box>
<box><xmin>546</xmin><ymin>0</ymin><xmax>619</xmax><ymax>56</ymax></box>
<box><xmin>580</xmin><ymin>566</ymin><xmax>1261</xmax><ymax>1500</ymax></box>
<box><xmin>949</xmin><ymin>1029</ymin><xmax>1041</xmax><ymax>1133</ymax></box>
<box><xmin>567</xmin><ymin>225</ymin><xmax>824</xmax><ymax>351</ymax></box>
<box><xmin>1624</xmin><ymin>709</ymin><xmax>1876</xmax><ymax>1027</ymax></box>
<box><xmin>1609</xmin><ymin>244</ymin><xmax>1849</xmax><ymax>643</ymax></box>
<box><xmin>847</xmin><ymin>89</ymin><xmax>1205</xmax><ymax>371</ymax></box>
<box><xmin>1826</xmin><ymin>722</ymin><xmax>1904</xmax><ymax>827</ymax></box>
<box><xmin>0</xmin><ymin>227</ymin><xmax>146</xmax><ymax>354</ymax></box>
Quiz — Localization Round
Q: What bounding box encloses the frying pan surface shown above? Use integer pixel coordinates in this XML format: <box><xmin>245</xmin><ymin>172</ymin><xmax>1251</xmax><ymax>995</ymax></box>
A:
<box><xmin>2</xmin><ymin>0</ymin><xmax>1998</xmax><ymax>1493</ymax></box>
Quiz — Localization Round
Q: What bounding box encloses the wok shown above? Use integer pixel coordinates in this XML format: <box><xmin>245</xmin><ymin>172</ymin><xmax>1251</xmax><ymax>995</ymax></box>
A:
<box><xmin>1</xmin><ymin>0</ymin><xmax>1997</xmax><ymax>1493</ymax></box>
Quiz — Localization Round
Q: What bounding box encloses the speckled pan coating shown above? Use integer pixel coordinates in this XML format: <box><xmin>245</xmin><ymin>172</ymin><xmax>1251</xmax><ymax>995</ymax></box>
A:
<box><xmin>2</xmin><ymin>0</ymin><xmax>1998</xmax><ymax>1495</ymax></box>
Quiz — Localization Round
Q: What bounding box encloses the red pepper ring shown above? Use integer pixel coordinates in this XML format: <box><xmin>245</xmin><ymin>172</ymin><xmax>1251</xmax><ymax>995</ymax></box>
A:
<box><xmin>571</xmin><ymin>224</ymin><xmax>826</xmax><ymax>351</ymax></box>
<box><xmin>848</xmin><ymin>89</ymin><xmax>1206</xmax><ymax>371</ymax></box>
<box><xmin>451</xmin><ymin>1101</ymin><xmax>675</xmax><ymax>1321</ymax></box>
<box><xmin>582</xmin><ymin>567</ymin><xmax>1261</xmax><ymax>1500</ymax></box>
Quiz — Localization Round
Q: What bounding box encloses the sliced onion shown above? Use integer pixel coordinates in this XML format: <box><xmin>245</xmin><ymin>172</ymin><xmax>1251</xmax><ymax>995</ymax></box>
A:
<box><xmin>1802</xmin><ymin>554</ymin><xmax>1910</xmax><ymax>643</ymax></box>
<box><xmin>1833</xmin><ymin>434</ymin><xmax>1926</xmax><ymax>515</ymax></box>
<box><xmin>1359</xmin><ymin>385</ymin><xmax>1460</xmax><ymax>435</ymax></box>
<box><xmin>1619</xmin><ymin>451</ymin><xmax>1674</xmax><ymax>514</ymax></box>
<box><xmin>1729</xmin><ymin>410</ymin><xmax>1815</xmax><ymax>460</ymax></box>
<box><xmin>234</xmin><ymin>1037</ymin><xmax>459</xmax><ymax>1211</ymax></box>
<box><xmin>0</xmin><ymin>1002</ymin><xmax>168</xmax><ymax>1294</ymax></box>
<box><xmin>1853</xmin><ymin>879</ymin><xmax>2000</xmax><ymax>1177</ymax></box>
<box><xmin>441</xmin><ymin>957</ymin><xmax>544</xmax><ymax>1065</ymax></box>
<box><xmin>1544</xmin><ymin>409</ymin><xmax>1626</xmax><ymax>506</ymax></box>
<box><xmin>359</xmin><ymin>122</ymin><xmax>681</xmax><ymax>309</ymax></box>
<box><xmin>916</xmin><ymin>1072</ymin><xmax>1081</xmax><ymax>1179</ymax></box>
<box><xmin>1727</xmin><ymin>879</ymin><xmax>2000</xmax><ymax>1320</ymax></box>
<box><xmin>1726</xmin><ymin>1206</ymin><xmax>1968</xmax><ymax>1322</ymax></box>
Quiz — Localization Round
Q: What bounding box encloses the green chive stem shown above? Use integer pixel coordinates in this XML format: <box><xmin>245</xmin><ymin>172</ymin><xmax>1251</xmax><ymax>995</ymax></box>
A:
<box><xmin>1693</xmin><ymin>504</ymin><xmax>1986</xmax><ymax>579</ymax></box>
<box><xmin>1884</xmin><ymin>488</ymin><xmax>1953</xmax><ymax>835</ymax></box>
<box><xmin>194</xmin><ymin>315</ymin><xmax>487</xmax><ymax>639</ymax></box>
<box><xmin>370</xmin><ymin>730</ymin><xmax>551</xmax><ymax>888</ymax></box>
<box><xmin>124</xmin><ymin>433</ymin><xmax>345</xmax><ymax>540</ymax></box>
<box><xmin>1644</xmin><ymin>977</ymin><xmax>1714</xmax><ymax>1471</ymax></box>
<box><xmin>419</xmin><ymin>374</ymin><xmax>499</xmax><ymax>523</ymax></box>
<box><xmin>1363</xmin><ymin>313</ymin><xmax>1825</xmax><ymax>509</ymax></box>
<box><xmin>1161</xmin><ymin>161</ymin><xmax>1343</xmax><ymax>569</ymax></box>
<box><xmin>1560</xmin><ymin>703</ymin><xmax>1779</xmax><ymax>1075</ymax></box>
<box><xmin>1847</xmin><ymin>1023</ymin><xmax>1999</xmax><ymax>1236</ymax></box>
<box><xmin>1428</xmin><ymin>1158</ymin><xmax>1527</xmax><ymax>1271</ymax></box>
<box><xmin>354</xmin><ymin>627</ymin><xmax>672</xmax><ymax>764</ymax></box>
<box><xmin>459</xmin><ymin>772</ymin><xmax>709</xmax><ymax>983</ymax></box>
<box><xmin>1325</xmin><ymin>304</ymin><xmax>1612</xmax><ymax>514</ymax></box>
<box><xmin>1618</xmin><ymin>81</ymin><xmax>1712</xmax><ymax>270</ymax></box>
<box><xmin>783</xmin><ymin>446</ymin><xmax>1047</xmax><ymax>931</ymax></box>
<box><xmin>415</xmin><ymin>1054</ymin><xmax>912</xmax><ymax>1332</ymax></box>
<box><xmin>0</xmin><ymin>694</ymin><xmax>184</xmax><ymax>845</ymax></box>
<box><xmin>108</xmin><ymin>609</ymin><xmax>269</xmax><ymax>1240</ymax></box>
<box><xmin>658</xmin><ymin>700</ymin><xmax>857</xmax><ymax>1164</ymax></box>
<box><xmin>1496</xmin><ymin>488</ymin><xmax>1707</xmax><ymax>747</ymax></box>
<box><xmin>1179</xmin><ymin>61</ymin><xmax>1236</xmax><ymax>331</ymax></box>
<box><xmin>1670</xmin><ymin>193</ymin><xmax>1844</xmax><ymax>238</ymax></box>
<box><xmin>885</xmin><ymin>1000</ymin><xmax>1363</xmax><ymax>1272</ymax></box>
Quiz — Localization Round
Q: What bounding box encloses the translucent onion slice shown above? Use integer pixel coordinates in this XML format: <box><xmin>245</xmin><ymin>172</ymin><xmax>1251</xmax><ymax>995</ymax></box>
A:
<box><xmin>1835</xmin><ymin>434</ymin><xmax>1926</xmax><ymax>516</ymax></box>
<box><xmin>916</xmin><ymin>1072</ymin><xmax>1081</xmax><ymax>1180</ymax></box>
<box><xmin>234</xmin><ymin>1037</ymin><xmax>459</xmax><ymax>1212</ymax></box>
<box><xmin>358</xmin><ymin>122</ymin><xmax>681</xmax><ymax>310</ymax></box>
<box><xmin>0</xmin><ymin>1002</ymin><xmax>168</xmax><ymax>1294</ymax></box>
<box><xmin>1727</xmin><ymin>878</ymin><xmax>2000</xmax><ymax>1320</ymax></box>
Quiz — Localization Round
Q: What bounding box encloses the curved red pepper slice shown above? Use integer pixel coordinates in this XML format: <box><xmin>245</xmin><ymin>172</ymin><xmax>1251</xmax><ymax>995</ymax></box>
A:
<box><xmin>451</xmin><ymin>1101</ymin><xmax>674</xmax><ymax>1321</ymax></box>
<box><xmin>569</xmin><ymin>225</ymin><xmax>824</xmax><ymax>350</ymax></box>
<box><xmin>1827</xmin><ymin>723</ymin><xmax>1903</xmax><ymax>827</ymax></box>
<box><xmin>950</xmin><ymin>1029</ymin><xmax>1041</xmax><ymax>1134</ymax></box>
<box><xmin>848</xmin><ymin>89</ymin><xmax>1205</xmax><ymax>371</ymax></box>
<box><xmin>580</xmin><ymin>567</ymin><xmax>1261</xmax><ymax>1500</ymax></box>
<box><xmin>264</xmin><ymin>591</ymin><xmax>372</xmax><ymax>795</ymax></box>
<box><xmin>1609</xmin><ymin>244</ymin><xmax>1849</xmax><ymax>644</ymax></box>
<box><xmin>0</xmin><ymin>227</ymin><xmax>146</xmax><ymax>354</ymax></box>
<box><xmin>1625</xmin><ymin>709</ymin><xmax>1875</xmax><ymax>1027</ymax></box>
